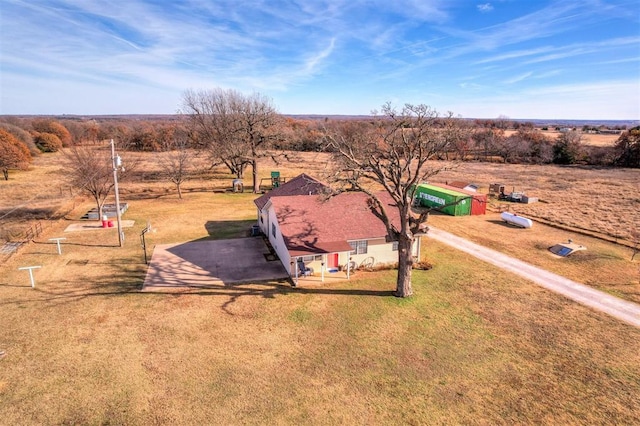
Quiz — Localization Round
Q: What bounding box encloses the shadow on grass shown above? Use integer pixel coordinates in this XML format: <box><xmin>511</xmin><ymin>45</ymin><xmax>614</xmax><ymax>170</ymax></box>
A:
<box><xmin>0</xmin><ymin>262</ymin><xmax>145</xmax><ymax>307</ymax></box>
<box><xmin>121</xmin><ymin>188</ymin><xmax>228</xmax><ymax>201</ymax></box>
<box><xmin>30</xmin><ymin>241</ymin><xmax>118</xmax><ymax>250</ymax></box>
<box><xmin>488</xmin><ymin>219</ymin><xmax>526</xmax><ymax>229</ymax></box>
<box><xmin>2</xmin><ymin>231</ymin><xmax>396</xmax><ymax>314</ymax></box>
<box><xmin>0</xmin><ymin>272</ymin><xmax>394</xmax><ymax>315</ymax></box>
<box><xmin>201</xmin><ymin>220</ymin><xmax>256</xmax><ymax>240</ymax></box>
<box><xmin>0</xmin><ymin>283</ymin><xmax>28</xmax><ymax>288</ymax></box>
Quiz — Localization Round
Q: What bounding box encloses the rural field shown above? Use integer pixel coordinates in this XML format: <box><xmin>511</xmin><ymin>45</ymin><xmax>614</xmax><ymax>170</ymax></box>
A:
<box><xmin>0</xmin><ymin>150</ymin><xmax>639</xmax><ymax>424</ymax></box>
<box><xmin>504</xmin><ymin>129</ymin><xmax>621</xmax><ymax>147</ymax></box>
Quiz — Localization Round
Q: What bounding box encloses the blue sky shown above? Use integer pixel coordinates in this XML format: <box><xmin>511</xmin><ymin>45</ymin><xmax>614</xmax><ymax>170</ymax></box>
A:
<box><xmin>1</xmin><ymin>0</ymin><xmax>639</xmax><ymax>119</ymax></box>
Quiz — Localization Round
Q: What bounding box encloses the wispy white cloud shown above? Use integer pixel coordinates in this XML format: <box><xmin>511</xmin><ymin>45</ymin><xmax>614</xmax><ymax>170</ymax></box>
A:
<box><xmin>1</xmin><ymin>0</ymin><xmax>638</xmax><ymax>118</ymax></box>
<box><xmin>459</xmin><ymin>82</ymin><xmax>484</xmax><ymax>90</ymax></box>
<box><xmin>477</xmin><ymin>3</ymin><xmax>494</xmax><ymax>13</ymax></box>
<box><xmin>533</xmin><ymin>69</ymin><xmax>562</xmax><ymax>79</ymax></box>
<box><xmin>305</xmin><ymin>38</ymin><xmax>337</xmax><ymax>72</ymax></box>
<box><xmin>503</xmin><ymin>72</ymin><xmax>533</xmax><ymax>84</ymax></box>
<box><xmin>476</xmin><ymin>47</ymin><xmax>556</xmax><ymax>64</ymax></box>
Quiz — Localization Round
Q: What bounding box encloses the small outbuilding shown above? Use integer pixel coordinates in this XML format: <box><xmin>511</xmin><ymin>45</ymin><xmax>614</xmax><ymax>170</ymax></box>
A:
<box><xmin>447</xmin><ymin>181</ymin><xmax>480</xmax><ymax>192</ymax></box>
<box><xmin>429</xmin><ymin>183</ymin><xmax>487</xmax><ymax>215</ymax></box>
<box><xmin>413</xmin><ymin>184</ymin><xmax>471</xmax><ymax>216</ymax></box>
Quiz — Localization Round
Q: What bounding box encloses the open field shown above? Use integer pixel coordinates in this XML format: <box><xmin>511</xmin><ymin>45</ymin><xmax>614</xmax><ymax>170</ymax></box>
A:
<box><xmin>1</xmin><ymin>150</ymin><xmax>639</xmax><ymax>423</ymax></box>
<box><xmin>2</xmin><ymin>151</ymin><xmax>639</xmax><ymax>297</ymax></box>
<box><xmin>433</xmin><ymin>161</ymin><xmax>640</xmax><ymax>243</ymax></box>
<box><xmin>504</xmin><ymin>129</ymin><xmax>621</xmax><ymax>147</ymax></box>
<box><xmin>1</xmin><ymin>190</ymin><xmax>639</xmax><ymax>423</ymax></box>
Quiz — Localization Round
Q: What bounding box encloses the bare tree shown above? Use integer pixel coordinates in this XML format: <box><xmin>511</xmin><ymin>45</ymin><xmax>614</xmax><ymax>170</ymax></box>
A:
<box><xmin>181</xmin><ymin>88</ymin><xmax>282</xmax><ymax>192</ymax></box>
<box><xmin>158</xmin><ymin>127</ymin><xmax>195</xmax><ymax>199</ymax></box>
<box><xmin>324</xmin><ymin>103</ymin><xmax>461</xmax><ymax>297</ymax></box>
<box><xmin>64</xmin><ymin>145</ymin><xmax>117</xmax><ymax>221</ymax></box>
<box><xmin>472</xmin><ymin>128</ymin><xmax>504</xmax><ymax>161</ymax></box>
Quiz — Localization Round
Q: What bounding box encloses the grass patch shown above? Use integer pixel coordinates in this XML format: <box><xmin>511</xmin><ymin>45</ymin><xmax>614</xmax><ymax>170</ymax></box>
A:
<box><xmin>0</xmin><ymin>150</ymin><xmax>639</xmax><ymax>423</ymax></box>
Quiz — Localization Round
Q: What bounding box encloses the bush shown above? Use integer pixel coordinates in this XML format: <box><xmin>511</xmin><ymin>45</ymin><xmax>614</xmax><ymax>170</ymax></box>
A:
<box><xmin>34</xmin><ymin>132</ymin><xmax>63</xmax><ymax>152</ymax></box>
<box><xmin>613</xmin><ymin>127</ymin><xmax>640</xmax><ymax>168</ymax></box>
<box><xmin>32</xmin><ymin>119</ymin><xmax>72</xmax><ymax>146</ymax></box>
<box><xmin>414</xmin><ymin>260</ymin><xmax>434</xmax><ymax>270</ymax></box>
<box><xmin>0</xmin><ymin>129</ymin><xmax>32</xmax><ymax>180</ymax></box>
<box><xmin>0</xmin><ymin>122</ymin><xmax>39</xmax><ymax>155</ymax></box>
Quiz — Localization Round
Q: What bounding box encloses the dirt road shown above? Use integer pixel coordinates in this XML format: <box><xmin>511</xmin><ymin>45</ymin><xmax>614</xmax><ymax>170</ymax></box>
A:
<box><xmin>427</xmin><ymin>227</ymin><xmax>640</xmax><ymax>329</ymax></box>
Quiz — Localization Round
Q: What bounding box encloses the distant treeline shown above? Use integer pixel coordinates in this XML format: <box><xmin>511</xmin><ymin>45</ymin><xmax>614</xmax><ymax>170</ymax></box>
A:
<box><xmin>1</xmin><ymin>115</ymin><xmax>638</xmax><ymax>176</ymax></box>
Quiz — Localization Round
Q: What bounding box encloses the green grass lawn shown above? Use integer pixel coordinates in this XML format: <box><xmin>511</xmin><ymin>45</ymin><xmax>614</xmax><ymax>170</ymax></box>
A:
<box><xmin>1</xmin><ymin>224</ymin><xmax>639</xmax><ymax>423</ymax></box>
<box><xmin>1</xmin><ymin>169</ymin><xmax>639</xmax><ymax>424</ymax></box>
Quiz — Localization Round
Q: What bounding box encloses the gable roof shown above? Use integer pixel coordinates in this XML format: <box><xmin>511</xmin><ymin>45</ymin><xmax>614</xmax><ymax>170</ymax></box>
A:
<box><xmin>430</xmin><ymin>183</ymin><xmax>487</xmax><ymax>199</ymax></box>
<box><xmin>254</xmin><ymin>173</ymin><xmax>330</xmax><ymax>210</ymax></box>
<box><xmin>269</xmin><ymin>191</ymin><xmax>400</xmax><ymax>257</ymax></box>
<box><xmin>447</xmin><ymin>181</ymin><xmax>478</xmax><ymax>191</ymax></box>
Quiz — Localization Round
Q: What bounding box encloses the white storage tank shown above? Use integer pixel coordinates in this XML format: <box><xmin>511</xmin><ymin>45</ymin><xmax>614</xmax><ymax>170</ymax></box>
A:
<box><xmin>501</xmin><ymin>212</ymin><xmax>533</xmax><ymax>228</ymax></box>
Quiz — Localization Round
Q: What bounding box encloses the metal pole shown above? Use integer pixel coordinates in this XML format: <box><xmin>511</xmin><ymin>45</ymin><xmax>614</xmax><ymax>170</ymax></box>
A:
<box><xmin>19</xmin><ymin>266</ymin><xmax>41</xmax><ymax>288</ymax></box>
<box><xmin>141</xmin><ymin>228</ymin><xmax>149</xmax><ymax>264</ymax></box>
<box><xmin>49</xmin><ymin>237</ymin><xmax>66</xmax><ymax>255</ymax></box>
<box><xmin>110</xmin><ymin>139</ymin><xmax>123</xmax><ymax>247</ymax></box>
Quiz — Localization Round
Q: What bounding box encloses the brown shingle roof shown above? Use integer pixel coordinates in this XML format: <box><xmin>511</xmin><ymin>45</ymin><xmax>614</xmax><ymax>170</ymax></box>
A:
<box><xmin>254</xmin><ymin>173</ymin><xmax>330</xmax><ymax>210</ymax></box>
<box><xmin>270</xmin><ymin>191</ymin><xmax>399</xmax><ymax>257</ymax></box>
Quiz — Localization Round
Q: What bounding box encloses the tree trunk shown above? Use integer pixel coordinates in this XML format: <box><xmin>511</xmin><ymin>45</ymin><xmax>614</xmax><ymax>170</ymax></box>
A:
<box><xmin>2</xmin><ymin>169</ymin><xmax>8</xmax><ymax>180</ymax></box>
<box><xmin>252</xmin><ymin>159</ymin><xmax>259</xmax><ymax>193</ymax></box>
<box><xmin>395</xmin><ymin>235</ymin><xmax>414</xmax><ymax>297</ymax></box>
<box><xmin>96</xmin><ymin>196</ymin><xmax>104</xmax><ymax>222</ymax></box>
<box><xmin>177</xmin><ymin>182</ymin><xmax>183</xmax><ymax>199</ymax></box>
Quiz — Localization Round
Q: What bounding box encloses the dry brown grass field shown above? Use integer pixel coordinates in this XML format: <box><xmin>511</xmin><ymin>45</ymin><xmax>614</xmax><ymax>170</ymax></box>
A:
<box><xmin>0</xmin><ymin>150</ymin><xmax>639</xmax><ymax>424</ymax></box>
<box><xmin>504</xmin><ymin>129</ymin><xmax>621</xmax><ymax>147</ymax></box>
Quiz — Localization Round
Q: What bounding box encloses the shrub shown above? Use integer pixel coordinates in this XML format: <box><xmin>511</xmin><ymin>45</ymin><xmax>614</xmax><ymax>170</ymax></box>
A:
<box><xmin>0</xmin><ymin>129</ymin><xmax>32</xmax><ymax>180</ymax></box>
<box><xmin>34</xmin><ymin>132</ymin><xmax>63</xmax><ymax>152</ymax></box>
<box><xmin>32</xmin><ymin>119</ymin><xmax>72</xmax><ymax>146</ymax></box>
<box><xmin>0</xmin><ymin>122</ymin><xmax>39</xmax><ymax>155</ymax></box>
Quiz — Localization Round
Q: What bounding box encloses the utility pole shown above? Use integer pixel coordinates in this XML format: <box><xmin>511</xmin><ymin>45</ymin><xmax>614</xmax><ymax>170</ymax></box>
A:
<box><xmin>110</xmin><ymin>139</ymin><xmax>124</xmax><ymax>247</ymax></box>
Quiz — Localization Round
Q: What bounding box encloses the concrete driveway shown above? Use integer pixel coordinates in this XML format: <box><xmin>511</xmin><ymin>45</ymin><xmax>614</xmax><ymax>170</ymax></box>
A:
<box><xmin>142</xmin><ymin>237</ymin><xmax>289</xmax><ymax>290</ymax></box>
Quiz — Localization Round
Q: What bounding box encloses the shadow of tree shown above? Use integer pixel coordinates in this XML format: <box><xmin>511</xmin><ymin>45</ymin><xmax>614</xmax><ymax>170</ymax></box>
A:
<box><xmin>0</xmin><ymin>259</ymin><xmax>393</xmax><ymax>316</ymax></box>
<box><xmin>202</xmin><ymin>219</ymin><xmax>256</xmax><ymax>240</ymax></box>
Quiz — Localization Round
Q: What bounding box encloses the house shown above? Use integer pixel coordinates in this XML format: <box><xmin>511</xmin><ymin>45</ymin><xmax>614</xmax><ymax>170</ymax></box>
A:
<box><xmin>254</xmin><ymin>175</ymin><xmax>423</xmax><ymax>281</ymax></box>
<box><xmin>254</xmin><ymin>173</ymin><xmax>330</xmax><ymax>237</ymax></box>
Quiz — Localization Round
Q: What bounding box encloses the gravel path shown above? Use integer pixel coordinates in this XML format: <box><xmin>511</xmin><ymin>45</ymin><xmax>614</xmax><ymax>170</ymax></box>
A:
<box><xmin>427</xmin><ymin>227</ymin><xmax>640</xmax><ymax>328</ymax></box>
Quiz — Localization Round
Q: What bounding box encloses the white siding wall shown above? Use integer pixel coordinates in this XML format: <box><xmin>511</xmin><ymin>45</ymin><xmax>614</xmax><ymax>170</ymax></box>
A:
<box><xmin>348</xmin><ymin>237</ymin><xmax>421</xmax><ymax>269</ymax></box>
<box><xmin>257</xmin><ymin>206</ymin><xmax>270</xmax><ymax>235</ymax></box>
<box><xmin>349</xmin><ymin>238</ymin><xmax>396</xmax><ymax>267</ymax></box>
<box><xmin>413</xmin><ymin>236</ymin><xmax>421</xmax><ymax>257</ymax></box>
<box><xmin>267</xmin><ymin>206</ymin><xmax>291</xmax><ymax>274</ymax></box>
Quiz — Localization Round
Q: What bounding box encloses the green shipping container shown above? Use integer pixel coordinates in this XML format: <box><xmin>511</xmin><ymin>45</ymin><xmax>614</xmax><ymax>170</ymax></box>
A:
<box><xmin>414</xmin><ymin>184</ymin><xmax>471</xmax><ymax>216</ymax></box>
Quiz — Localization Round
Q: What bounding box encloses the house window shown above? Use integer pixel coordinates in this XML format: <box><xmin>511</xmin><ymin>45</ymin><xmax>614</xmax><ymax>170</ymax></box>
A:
<box><xmin>272</xmin><ymin>223</ymin><xmax>276</xmax><ymax>238</ymax></box>
<box><xmin>301</xmin><ymin>255</ymin><xmax>312</xmax><ymax>262</ymax></box>
<box><xmin>301</xmin><ymin>255</ymin><xmax>322</xmax><ymax>262</ymax></box>
<box><xmin>392</xmin><ymin>241</ymin><xmax>399</xmax><ymax>251</ymax></box>
<box><xmin>349</xmin><ymin>240</ymin><xmax>368</xmax><ymax>255</ymax></box>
